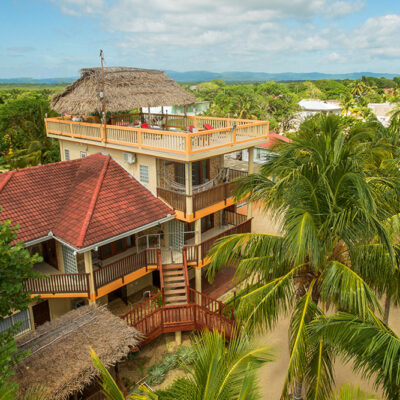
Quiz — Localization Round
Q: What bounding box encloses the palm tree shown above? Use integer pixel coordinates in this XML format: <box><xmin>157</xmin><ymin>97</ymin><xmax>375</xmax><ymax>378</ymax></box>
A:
<box><xmin>333</xmin><ymin>383</ymin><xmax>379</xmax><ymax>400</ymax></box>
<box><xmin>313</xmin><ymin>312</ymin><xmax>400</xmax><ymax>399</ymax></box>
<box><xmin>91</xmin><ymin>331</ymin><xmax>274</xmax><ymax>400</ymax></box>
<box><xmin>207</xmin><ymin>115</ymin><xmax>400</xmax><ymax>398</ymax></box>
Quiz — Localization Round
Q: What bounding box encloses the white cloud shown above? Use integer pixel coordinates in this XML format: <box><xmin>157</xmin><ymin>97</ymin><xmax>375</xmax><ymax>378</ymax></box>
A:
<box><xmin>46</xmin><ymin>0</ymin><xmax>400</xmax><ymax>72</ymax></box>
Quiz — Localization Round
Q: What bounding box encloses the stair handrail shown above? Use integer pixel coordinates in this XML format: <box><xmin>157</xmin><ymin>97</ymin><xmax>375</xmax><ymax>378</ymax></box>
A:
<box><xmin>188</xmin><ymin>288</ymin><xmax>235</xmax><ymax>321</ymax></box>
<box><xmin>182</xmin><ymin>248</ymin><xmax>191</xmax><ymax>303</ymax></box>
<box><xmin>156</xmin><ymin>248</ymin><xmax>165</xmax><ymax>306</ymax></box>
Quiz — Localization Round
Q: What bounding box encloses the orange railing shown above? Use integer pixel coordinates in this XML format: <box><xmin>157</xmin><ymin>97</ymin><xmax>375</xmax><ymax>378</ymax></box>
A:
<box><xmin>45</xmin><ymin>114</ymin><xmax>269</xmax><ymax>157</ymax></box>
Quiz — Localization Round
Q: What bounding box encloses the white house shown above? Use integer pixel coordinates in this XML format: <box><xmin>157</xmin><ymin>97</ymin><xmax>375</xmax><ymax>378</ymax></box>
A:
<box><xmin>149</xmin><ymin>101</ymin><xmax>210</xmax><ymax>116</ymax></box>
<box><xmin>368</xmin><ymin>103</ymin><xmax>396</xmax><ymax>127</ymax></box>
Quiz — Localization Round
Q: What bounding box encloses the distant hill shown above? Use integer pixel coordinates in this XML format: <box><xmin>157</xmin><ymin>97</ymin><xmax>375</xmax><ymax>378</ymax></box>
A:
<box><xmin>165</xmin><ymin>70</ymin><xmax>400</xmax><ymax>82</ymax></box>
<box><xmin>1</xmin><ymin>71</ymin><xmax>399</xmax><ymax>84</ymax></box>
<box><xmin>0</xmin><ymin>77</ymin><xmax>76</xmax><ymax>84</ymax></box>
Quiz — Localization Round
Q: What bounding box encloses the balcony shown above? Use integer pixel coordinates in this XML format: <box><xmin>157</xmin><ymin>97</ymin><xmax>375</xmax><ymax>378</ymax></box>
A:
<box><xmin>25</xmin><ymin>262</ymin><xmax>90</xmax><ymax>297</ymax></box>
<box><xmin>25</xmin><ymin>217</ymin><xmax>250</xmax><ymax>298</ymax></box>
<box><xmin>157</xmin><ymin>167</ymin><xmax>248</xmax><ymax>217</ymax></box>
<box><xmin>45</xmin><ymin>113</ymin><xmax>269</xmax><ymax>161</ymax></box>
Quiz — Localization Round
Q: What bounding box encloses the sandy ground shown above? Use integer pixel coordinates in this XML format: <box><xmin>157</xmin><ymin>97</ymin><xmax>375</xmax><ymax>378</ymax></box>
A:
<box><xmin>250</xmin><ymin>204</ymin><xmax>394</xmax><ymax>399</ymax></box>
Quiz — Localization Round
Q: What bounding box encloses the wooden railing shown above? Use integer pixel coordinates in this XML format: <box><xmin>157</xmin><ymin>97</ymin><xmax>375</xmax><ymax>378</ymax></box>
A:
<box><xmin>200</xmin><ymin>219</ymin><xmax>252</xmax><ymax>264</ymax></box>
<box><xmin>192</xmin><ymin>182</ymin><xmax>233</xmax><ymax>212</ymax></box>
<box><xmin>45</xmin><ymin>115</ymin><xmax>269</xmax><ymax>157</ymax></box>
<box><xmin>157</xmin><ymin>168</ymin><xmax>247</xmax><ymax>215</ymax></box>
<box><xmin>156</xmin><ymin>187</ymin><xmax>187</xmax><ymax>215</ymax></box>
<box><xmin>93</xmin><ymin>249</ymin><xmax>160</xmax><ymax>292</ymax></box>
<box><xmin>188</xmin><ymin>288</ymin><xmax>235</xmax><ymax>320</ymax></box>
<box><xmin>223</xmin><ymin>210</ymin><xmax>247</xmax><ymax>226</ymax></box>
<box><xmin>25</xmin><ymin>273</ymin><xmax>90</xmax><ymax>295</ymax></box>
<box><xmin>184</xmin><ymin>244</ymin><xmax>198</xmax><ymax>263</ymax></box>
<box><xmin>122</xmin><ymin>289</ymin><xmax>235</xmax><ymax>345</ymax></box>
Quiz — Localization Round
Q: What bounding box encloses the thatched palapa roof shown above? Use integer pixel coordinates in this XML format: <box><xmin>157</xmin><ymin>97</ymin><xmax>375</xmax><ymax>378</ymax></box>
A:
<box><xmin>14</xmin><ymin>305</ymin><xmax>142</xmax><ymax>399</ymax></box>
<box><xmin>51</xmin><ymin>67</ymin><xmax>197</xmax><ymax>114</ymax></box>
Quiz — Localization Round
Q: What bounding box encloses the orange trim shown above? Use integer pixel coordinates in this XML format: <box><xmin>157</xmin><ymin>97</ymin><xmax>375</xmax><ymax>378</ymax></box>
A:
<box><xmin>95</xmin><ymin>266</ymin><xmax>157</xmax><ymax>299</ymax></box>
<box><xmin>30</xmin><ymin>293</ymin><xmax>89</xmax><ymax>299</ymax></box>
<box><xmin>175</xmin><ymin>197</ymin><xmax>235</xmax><ymax>222</ymax></box>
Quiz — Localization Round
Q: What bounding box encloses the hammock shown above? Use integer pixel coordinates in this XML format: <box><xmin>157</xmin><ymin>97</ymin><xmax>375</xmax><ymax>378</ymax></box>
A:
<box><xmin>163</xmin><ymin>168</ymin><xmax>228</xmax><ymax>194</ymax></box>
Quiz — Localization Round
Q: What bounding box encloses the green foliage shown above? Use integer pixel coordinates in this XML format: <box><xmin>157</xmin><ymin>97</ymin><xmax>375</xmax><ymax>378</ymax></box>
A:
<box><xmin>207</xmin><ymin>114</ymin><xmax>400</xmax><ymax>398</ymax></box>
<box><xmin>0</xmin><ymin>217</ymin><xmax>40</xmax><ymax>397</ymax></box>
<box><xmin>0</xmin><ymin>89</ymin><xmax>60</xmax><ymax>168</ymax></box>
<box><xmin>156</xmin><ymin>330</ymin><xmax>274</xmax><ymax>400</ymax></box>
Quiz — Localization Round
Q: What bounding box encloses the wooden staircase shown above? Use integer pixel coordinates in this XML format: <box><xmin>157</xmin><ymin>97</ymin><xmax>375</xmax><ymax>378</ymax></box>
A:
<box><xmin>162</xmin><ymin>264</ymin><xmax>188</xmax><ymax>305</ymax></box>
<box><xmin>122</xmin><ymin>248</ymin><xmax>235</xmax><ymax>346</ymax></box>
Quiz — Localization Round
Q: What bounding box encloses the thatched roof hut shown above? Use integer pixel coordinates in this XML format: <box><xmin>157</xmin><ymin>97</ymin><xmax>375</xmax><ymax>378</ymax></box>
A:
<box><xmin>14</xmin><ymin>305</ymin><xmax>142</xmax><ymax>399</ymax></box>
<box><xmin>51</xmin><ymin>67</ymin><xmax>197</xmax><ymax>115</ymax></box>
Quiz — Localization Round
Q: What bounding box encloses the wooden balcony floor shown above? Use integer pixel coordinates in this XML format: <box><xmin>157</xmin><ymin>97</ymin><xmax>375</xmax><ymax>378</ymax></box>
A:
<box><xmin>34</xmin><ymin>262</ymin><xmax>60</xmax><ymax>274</ymax></box>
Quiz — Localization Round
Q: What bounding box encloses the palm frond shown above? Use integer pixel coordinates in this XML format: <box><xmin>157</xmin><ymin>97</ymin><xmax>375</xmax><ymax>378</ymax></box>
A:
<box><xmin>312</xmin><ymin>312</ymin><xmax>400</xmax><ymax>399</ymax></box>
<box><xmin>282</xmin><ymin>280</ymin><xmax>319</xmax><ymax>398</ymax></box>
<box><xmin>320</xmin><ymin>261</ymin><xmax>381</xmax><ymax>318</ymax></box>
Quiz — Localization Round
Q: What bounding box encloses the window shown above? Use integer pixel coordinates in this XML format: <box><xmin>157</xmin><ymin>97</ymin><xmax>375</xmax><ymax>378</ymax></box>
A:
<box><xmin>0</xmin><ymin>310</ymin><xmax>31</xmax><ymax>336</ymax></box>
<box><xmin>80</xmin><ymin>151</ymin><xmax>87</xmax><ymax>158</ymax></box>
<box><xmin>64</xmin><ymin>149</ymin><xmax>70</xmax><ymax>161</ymax></box>
<box><xmin>140</xmin><ymin>165</ymin><xmax>149</xmax><ymax>183</ymax></box>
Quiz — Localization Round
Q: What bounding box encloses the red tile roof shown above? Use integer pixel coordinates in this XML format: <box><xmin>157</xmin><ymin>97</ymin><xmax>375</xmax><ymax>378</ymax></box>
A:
<box><xmin>258</xmin><ymin>132</ymin><xmax>291</xmax><ymax>149</ymax></box>
<box><xmin>0</xmin><ymin>154</ymin><xmax>173</xmax><ymax>248</ymax></box>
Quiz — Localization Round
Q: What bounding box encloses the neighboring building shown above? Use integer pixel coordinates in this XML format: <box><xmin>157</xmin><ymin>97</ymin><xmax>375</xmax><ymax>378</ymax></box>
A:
<box><xmin>289</xmin><ymin>99</ymin><xmax>342</xmax><ymax>131</ymax></box>
<box><xmin>368</xmin><ymin>102</ymin><xmax>397</xmax><ymax>127</ymax></box>
<box><xmin>298</xmin><ymin>99</ymin><xmax>342</xmax><ymax>117</ymax></box>
<box><xmin>149</xmin><ymin>101</ymin><xmax>210</xmax><ymax>116</ymax></box>
<box><xmin>3</xmin><ymin>67</ymin><xmax>268</xmax><ymax>342</ymax></box>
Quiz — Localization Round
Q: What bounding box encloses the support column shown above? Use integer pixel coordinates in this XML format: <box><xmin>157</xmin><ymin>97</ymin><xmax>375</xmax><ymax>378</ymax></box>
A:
<box><xmin>194</xmin><ymin>218</ymin><xmax>202</xmax><ymax>260</ymax></box>
<box><xmin>175</xmin><ymin>331</ymin><xmax>182</xmax><ymax>345</ymax></box>
<box><xmin>55</xmin><ymin>241</ymin><xmax>65</xmax><ymax>273</ymax></box>
<box><xmin>195</xmin><ymin>268</ymin><xmax>202</xmax><ymax>294</ymax></box>
<box><xmin>185</xmin><ymin>162</ymin><xmax>193</xmax><ymax>216</ymax></box>
<box><xmin>247</xmin><ymin>147</ymin><xmax>255</xmax><ymax>218</ymax></box>
<box><xmin>84</xmin><ymin>250</ymin><xmax>96</xmax><ymax>305</ymax></box>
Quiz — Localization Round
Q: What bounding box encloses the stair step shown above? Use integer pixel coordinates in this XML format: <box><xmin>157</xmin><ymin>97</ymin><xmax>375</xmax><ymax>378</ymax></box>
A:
<box><xmin>165</xmin><ymin>295</ymin><xmax>188</xmax><ymax>303</ymax></box>
<box><xmin>162</xmin><ymin>264</ymin><xmax>184</xmax><ymax>270</ymax></box>
<box><xmin>165</xmin><ymin>288</ymin><xmax>187</xmax><ymax>295</ymax></box>
<box><xmin>163</xmin><ymin>270</ymin><xmax>185</xmax><ymax>277</ymax></box>
<box><xmin>164</xmin><ymin>276</ymin><xmax>185</xmax><ymax>283</ymax></box>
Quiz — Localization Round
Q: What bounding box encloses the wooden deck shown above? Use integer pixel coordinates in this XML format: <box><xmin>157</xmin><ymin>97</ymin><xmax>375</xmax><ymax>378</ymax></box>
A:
<box><xmin>122</xmin><ymin>288</ymin><xmax>235</xmax><ymax>345</ymax></box>
<box><xmin>45</xmin><ymin>113</ymin><xmax>269</xmax><ymax>161</ymax></box>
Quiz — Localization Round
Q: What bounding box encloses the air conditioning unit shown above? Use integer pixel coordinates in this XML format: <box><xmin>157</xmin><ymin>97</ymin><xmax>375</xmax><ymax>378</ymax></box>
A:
<box><xmin>123</xmin><ymin>152</ymin><xmax>136</xmax><ymax>164</ymax></box>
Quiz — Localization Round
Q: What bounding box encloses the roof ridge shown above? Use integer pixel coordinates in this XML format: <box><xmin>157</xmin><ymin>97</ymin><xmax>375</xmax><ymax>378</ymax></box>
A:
<box><xmin>75</xmin><ymin>156</ymin><xmax>111</xmax><ymax>247</ymax></box>
<box><xmin>0</xmin><ymin>170</ymin><xmax>16</xmax><ymax>193</ymax></box>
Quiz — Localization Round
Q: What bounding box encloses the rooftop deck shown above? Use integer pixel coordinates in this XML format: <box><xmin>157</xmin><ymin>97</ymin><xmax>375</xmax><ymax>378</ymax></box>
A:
<box><xmin>45</xmin><ymin>113</ymin><xmax>269</xmax><ymax>161</ymax></box>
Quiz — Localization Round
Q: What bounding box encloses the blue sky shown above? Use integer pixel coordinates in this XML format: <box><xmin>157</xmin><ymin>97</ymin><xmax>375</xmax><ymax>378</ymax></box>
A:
<box><xmin>1</xmin><ymin>0</ymin><xmax>400</xmax><ymax>78</ymax></box>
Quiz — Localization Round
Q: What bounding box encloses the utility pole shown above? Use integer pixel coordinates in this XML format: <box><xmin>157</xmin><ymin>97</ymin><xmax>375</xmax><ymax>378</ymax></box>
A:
<box><xmin>99</xmin><ymin>49</ymin><xmax>107</xmax><ymax>142</ymax></box>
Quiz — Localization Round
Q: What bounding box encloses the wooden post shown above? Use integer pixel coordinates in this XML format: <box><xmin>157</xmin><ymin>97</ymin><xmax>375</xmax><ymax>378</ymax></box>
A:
<box><xmin>84</xmin><ymin>250</ymin><xmax>96</xmax><ymax>304</ymax></box>
<box><xmin>184</xmin><ymin>105</ymin><xmax>188</xmax><ymax>129</ymax></box>
<box><xmin>185</xmin><ymin>162</ymin><xmax>193</xmax><ymax>216</ymax></box>
<box><xmin>195</xmin><ymin>268</ymin><xmax>202</xmax><ymax>305</ymax></box>
<box><xmin>247</xmin><ymin>147</ymin><xmax>255</xmax><ymax>218</ymax></box>
<box><xmin>100</xmin><ymin>50</ymin><xmax>107</xmax><ymax>143</ymax></box>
